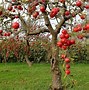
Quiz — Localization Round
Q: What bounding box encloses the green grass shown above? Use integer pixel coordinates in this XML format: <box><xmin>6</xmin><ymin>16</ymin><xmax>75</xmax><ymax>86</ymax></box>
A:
<box><xmin>0</xmin><ymin>63</ymin><xmax>89</xmax><ymax>90</ymax></box>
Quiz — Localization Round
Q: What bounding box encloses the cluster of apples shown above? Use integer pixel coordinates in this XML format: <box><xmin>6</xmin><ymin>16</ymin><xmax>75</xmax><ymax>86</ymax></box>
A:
<box><xmin>57</xmin><ymin>29</ymin><xmax>75</xmax><ymax>50</ymax></box>
<box><xmin>57</xmin><ymin>30</ymin><xmax>76</xmax><ymax>75</ymax></box>
<box><xmin>0</xmin><ymin>21</ymin><xmax>20</xmax><ymax>37</ymax></box>
<box><xmin>73</xmin><ymin>23</ymin><xmax>89</xmax><ymax>39</ymax></box>
<box><xmin>61</xmin><ymin>54</ymin><xmax>71</xmax><ymax>75</ymax></box>
<box><xmin>0</xmin><ymin>29</ymin><xmax>11</xmax><ymax>37</ymax></box>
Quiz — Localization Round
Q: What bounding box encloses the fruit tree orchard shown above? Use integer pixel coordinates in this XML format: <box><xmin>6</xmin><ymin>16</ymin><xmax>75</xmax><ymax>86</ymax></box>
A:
<box><xmin>0</xmin><ymin>0</ymin><xmax>89</xmax><ymax>90</ymax></box>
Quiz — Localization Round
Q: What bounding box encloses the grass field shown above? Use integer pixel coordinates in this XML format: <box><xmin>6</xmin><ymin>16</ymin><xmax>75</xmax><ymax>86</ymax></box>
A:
<box><xmin>0</xmin><ymin>63</ymin><xmax>89</xmax><ymax>90</ymax></box>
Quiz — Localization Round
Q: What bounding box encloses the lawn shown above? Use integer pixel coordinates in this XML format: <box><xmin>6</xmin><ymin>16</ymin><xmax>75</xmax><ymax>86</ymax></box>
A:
<box><xmin>0</xmin><ymin>63</ymin><xmax>89</xmax><ymax>90</ymax></box>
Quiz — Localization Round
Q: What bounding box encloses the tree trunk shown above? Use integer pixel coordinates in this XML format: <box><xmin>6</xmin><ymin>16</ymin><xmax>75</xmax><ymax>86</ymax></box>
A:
<box><xmin>25</xmin><ymin>39</ymin><xmax>33</xmax><ymax>67</ymax></box>
<box><xmin>25</xmin><ymin>55</ymin><xmax>32</xmax><ymax>67</ymax></box>
<box><xmin>51</xmin><ymin>36</ymin><xmax>63</xmax><ymax>90</ymax></box>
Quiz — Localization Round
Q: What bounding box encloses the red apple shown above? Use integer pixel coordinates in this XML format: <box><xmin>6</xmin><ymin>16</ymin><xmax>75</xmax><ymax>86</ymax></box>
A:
<box><xmin>14</xmin><ymin>5</ymin><xmax>17</xmax><ymax>8</ymax></box>
<box><xmin>62</xmin><ymin>29</ymin><xmax>67</xmax><ymax>34</ymax></box>
<box><xmin>66</xmin><ymin>64</ymin><xmax>70</xmax><ymax>69</ymax></box>
<box><xmin>32</xmin><ymin>11</ymin><xmax>39</xmax><ymax>18</ymax></box>
<box><xmin>65</xmin><ymin>11</ymin><xmax>70</xmax><ymax>16</ymax></box>
<box><xmin>60</xmin><ymin>34</ymin><xmax>65</xmax><ymax>39</ymax></box>
<box><xmin>65</xmin><ymin>69</ymin><xmax>70</xmax><ymax>75</ymax></box>
<box><xmin>57</xmin><ymin>41</ymin><xmax>62</xmax><ymax>47</ymax></box>
<box><xmin>84</xmin><ymin>4</ymin><xmax>89</xmax><ymax>9</ymax></box>
<box><xmin>62</xmin><ymin>45</ymin><xmax>67</xmax><ymax>50</ymax></box>
<box><xmin>80</xmin><ymin>15</ymin><xmax>85</xmax><ymax>19</ymax></box>
<box><xmin>61</xmin><ymin>54</ymin><xmax>66</xmax><ymax>59</ymax></box>
<box><xmin>50</xmin><ymin>7</ymin><xmax>60</xmax><ymax>18</ymax></box>
<box><xmin>73</xmin><ymin>27</ymin><xmax>79</xmax><ymax>32</ymax></box>
<box><xmin>65</xmin><ymin>58</ymin><xmax>70</xmax><ymax>63</ymax></box>
<box><xmin>85</xmin><ymin>23</ymin><xmax>89</xmax><ymax>30</ymax></box>
<box><xmin>76</xmin><ymin>0</ymin><xmax>82</xmax><ymax>7</ymax></box>
<box><xmin>61</xmin><ymin>38</ymin><xmax>67</xmax><ymax>44</ymax></box>
<box><xmin>70</xmin><ymin>39</ymin><xmax>75</xmax><ymax>45</ymax></box>
<box><xmin>12</xmin><ymin>22</ymin><xmax>19</xmax><ymax>29</ymax></box>
<box><xmin>40</xmin><ymin>6</ymin><xmax>46</xmax><ymax>12</ymax></box>
<box><xmin>3</xmin><ymin>32</ymin><xmax>7</xmax><ymax>36</ymax></box>
<box><xmin>65</xmin><ymin>33</ymin><xmax>70</xmax><ymax>39</ymax></box>
<box><xmin>17</xmin><ymin>5</ymin><xmax>23</xmax><ymax>10</ymax></box>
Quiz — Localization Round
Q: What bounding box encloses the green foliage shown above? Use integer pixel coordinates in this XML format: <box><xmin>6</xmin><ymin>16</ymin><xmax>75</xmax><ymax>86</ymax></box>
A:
<box><xmin>68</xmin><ymin>44</ymin><xmax>89</xmax><ymax>63</ymax></box>
<box><xmin>29</xmin><ymin>40</ymin><xmax>48</xmax><ymax>63</ymax></box>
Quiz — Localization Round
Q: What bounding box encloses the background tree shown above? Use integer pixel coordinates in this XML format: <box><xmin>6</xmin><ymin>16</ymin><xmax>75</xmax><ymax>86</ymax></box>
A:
<box><xmin>0</xmin><ymin>0</ymin><xmax>89</xmax><ymax>90</ymax></box>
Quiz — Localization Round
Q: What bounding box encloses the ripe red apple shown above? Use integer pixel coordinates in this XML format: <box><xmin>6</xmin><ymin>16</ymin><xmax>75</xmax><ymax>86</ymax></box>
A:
<box><xmin>50</xmin><ymin>7</ymin><xmax>60</xmax><ymax>18</ymax></box>
<box><xmin>3</xmin><ymin>32</ymin><xmax>7</xmax><ymax>36</ymax></box>
<box><xmin>76</xmin><ymin>0</ymin><xmax>82</xmax><ymax>7</ymax></box>
<box><xmin>14</xmin><ymin>5</ymin><xmax>17</xmax><ymax>8</ymax></box>
<box><xmin>85</xmin><ymin>4</ymin><xmax>89</xmax><ymax>9</ymax></box>
<box><xmin>66</xmin><ymin>64</ymin><xmax>70</xmax><ymax>69</ymax></box>
<box><xmin>61</xmin><ymin>54</ymin><xmax>66</xmax><ymax>59</ymax></box>
<box><xmin>65</xmin><ymin>33</ymin><xmax>70</xmax><ymax>39</ymax></box>
<box><xmin>73</xmin><ymin>27</ymin><xmax>79</xmax><ymax>32</ymax></box>
<box><xmin>17</xmin><ymin>5</ymin><xmax>23</xmax><ymax>10</ymax></box>
<box><xmin>62</xmin><ymin>45</ymin><xmax>67</xmax><ymax>50</ymax></box>
<box><xmin>80</xmin><ymin>15</ymin><xmax>85</xmax><ymax>19</ymax></box>
<box><xmin>77</xmin><ymin>25</ymin><xmax>82</xmax><ymax>31</ymax></box>
<box><xmin>60</xmin><ymin>34</ymin><xmax>65</xmax><ymax>39</ymax></box>
<box><xmin>57</xmin><ymin>41</ymin><xmax>62</xmax><ymax>47</ymax></box>
<box><xmin>65</xmin><ymin>69</ymin><xmax>70</xmax><ymax>75</ymax></box>
<box><xmin>32</xmin><ymin>11</ymin><xmax>39</xmax><ymax>18</ymax></box>
<box><xmin>12</xmin><ymin>22</ymin><xmax>19</xmax><ymax>29</ymax></box>
<box><xmin>50</xmin><ymin>12</ymin><xmax>56</xmax><ymax>18</ymax></box>
<box><xmin>61</xmin><ymin>38</ymin><xmax>67</xmax><ymax>44</ymax></box>
<box><xmin>66</xmin><ymin>40</ymin><xmax>71</xmax><ymax>46</ymax></box>
<box><xmin>62</xmin><ymin>29</ymin><xmax>67</xmax><ymax>34</ymax></box>
<box><xmin>83</xmin><ymin>26</ymin><xmax>87</xmax><ymax>31</ymax></box>
<box><xmin>7</xmin><ymin>32</ymin><xmax>11</xmax><ymax>36</ymax></box>
<box><xmin>65</xmin><ymin>11</ymin><xmax>70</xmax><ymax>16</ymax></box>
<box><xmin>65</xmin><ymin>58</ymin><xmax>70</xmax><ymax>63</ymax></box>
<box><xmin>70</xmin><ymin>39</ymin><xmax>75</xmax><ymax>45</ymax></box>
<box><xmin>85</xmin><ymin>23</ymin><xmax>89</xmax><ymax>30</ymax></box>
<box><xmin>40</xmin><ymin>6</ymin><xmax>46</xmax><ymax>12</ymax></box>
<box><xmin>52</xmin><ymin>8</ymin><xmax>60</xmax><ymax>13</ymax></box>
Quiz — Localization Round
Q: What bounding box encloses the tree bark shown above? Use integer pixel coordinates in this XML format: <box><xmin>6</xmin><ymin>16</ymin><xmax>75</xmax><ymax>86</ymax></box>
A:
<box><xmin>25</xmin><ymin>39</ymin><xmax>33</xmax><ymax>67</ymax></box>
<box><xmin>51</xmin><ymin>36</ymin><xmax>63</xmax><ymax>90</ymax></box>
<box><xmin>25</xmin><ymin>55</ymin><xmax>32</xmax><ymax>67</ymax></box>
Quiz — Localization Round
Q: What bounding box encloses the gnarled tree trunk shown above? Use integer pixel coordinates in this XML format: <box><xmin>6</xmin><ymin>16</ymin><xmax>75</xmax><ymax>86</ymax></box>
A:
<box><xmin>51</xmin><ymin>35</ymin><xmax>63</xmax><ymax>90</ymax></box>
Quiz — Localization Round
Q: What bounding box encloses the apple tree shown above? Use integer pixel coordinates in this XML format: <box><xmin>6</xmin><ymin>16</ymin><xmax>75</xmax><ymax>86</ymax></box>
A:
<box><xmin>0</xmin><ymin>0</ymin><xmax>89</xmax><ymax>90</ymax></box>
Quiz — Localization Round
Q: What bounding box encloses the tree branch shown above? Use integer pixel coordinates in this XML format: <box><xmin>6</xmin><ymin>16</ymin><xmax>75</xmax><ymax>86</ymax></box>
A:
<box><xmin>28</xmin><ymin>28</ymin><xmax>49</xmax><ymax>35</ymax></box>
<box><xmin>42</xmin><ymin>12</ymin><xmax>55</xmax><ymax>35</ymax></box>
